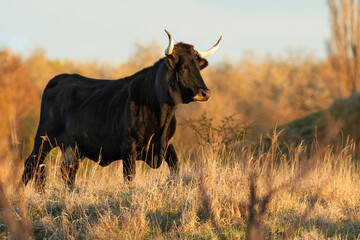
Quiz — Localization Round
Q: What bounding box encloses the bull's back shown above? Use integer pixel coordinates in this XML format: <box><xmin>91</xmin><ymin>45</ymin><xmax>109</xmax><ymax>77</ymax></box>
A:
<box><xmin>44</xmin><ymin>74</ymin><xmax>113</xmax><ymax>98</ymax></box>
<box><xmin>41</xmin><ymin>74</ymin><xmax>114</xmax><ymax>112</ymax></box>
<box><xmin>39</xmin><ymin>74</ymin><xmax>118</xmax><ymax>136</ymax></box>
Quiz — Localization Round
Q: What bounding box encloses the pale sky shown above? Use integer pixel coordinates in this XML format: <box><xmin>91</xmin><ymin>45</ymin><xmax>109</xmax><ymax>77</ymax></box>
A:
<box><xmin>0</xmin><ymin>0</ymin><xmax>329</xmax><ymax>64</ymax></box>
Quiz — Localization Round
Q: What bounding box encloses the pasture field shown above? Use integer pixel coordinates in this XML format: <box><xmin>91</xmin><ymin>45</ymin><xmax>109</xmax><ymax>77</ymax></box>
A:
<box><xmin>1</xmin><ymin>2</ymin><xmax>360</xmax><ymax>237</ymax></box>
<box><xmin>0</xmin><ymin>135</ymin><xmax>359</xmax><ymax>239</ymax></box>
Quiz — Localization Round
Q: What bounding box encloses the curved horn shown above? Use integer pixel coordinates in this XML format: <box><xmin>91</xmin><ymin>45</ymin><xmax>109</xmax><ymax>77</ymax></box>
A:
<box><xmin>164</xmin><ymin>30</ymin><xmax>174</xmax><ymax>55</ymax></box>
<box><xmin>197</xmin><ymin>36</ymin><xmax>222</xmax><ymax>58</ymax></box>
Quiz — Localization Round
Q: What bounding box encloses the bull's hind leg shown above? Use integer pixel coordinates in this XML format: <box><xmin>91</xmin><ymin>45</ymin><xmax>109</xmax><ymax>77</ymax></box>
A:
<box><xmin>165</xmin><ymin>144</ymin><xmax>179</xmax><ymax>175</ymax></box>
<box><xmin>21</xmin><ymin>137</ymin><xmax>52</xmax><ymax>192</ymax></box>
<box><xmin>60</xmin><ymin>147</ymin><xmax>81</xmax><ymax>190</ymax></box>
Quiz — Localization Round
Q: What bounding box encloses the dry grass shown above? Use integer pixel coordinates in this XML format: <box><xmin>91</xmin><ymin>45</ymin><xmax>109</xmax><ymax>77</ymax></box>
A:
<box><xmin>0</xmin><ymin>3</ymin><xmax>359</xmax><ymax>238</ymax></box>
<box><xmin>0</xmin><ymin>136</ymin><xmax>359</xmax><ymax>239</ymax></box>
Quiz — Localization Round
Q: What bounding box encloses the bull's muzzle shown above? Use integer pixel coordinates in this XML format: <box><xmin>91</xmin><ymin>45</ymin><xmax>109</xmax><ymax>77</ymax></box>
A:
<box><xmin>193</xmin><ymin>89</ymin><xmax>211</xmax><ymax>102</ymax></box>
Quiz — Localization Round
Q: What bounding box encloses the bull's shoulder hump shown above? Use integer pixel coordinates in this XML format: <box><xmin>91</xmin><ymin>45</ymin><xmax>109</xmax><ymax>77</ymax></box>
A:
<box><xmin>44</xmin><ymin>73</ymin><xmax>72</xmax><ymax>91</ymax></box>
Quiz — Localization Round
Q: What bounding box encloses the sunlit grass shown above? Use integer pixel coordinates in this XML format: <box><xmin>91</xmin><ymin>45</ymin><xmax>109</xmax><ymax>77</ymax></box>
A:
<box><xmin>1</xmin><ymin>137</ymin><xmax>359</xmax><ymax>239</ymax></box>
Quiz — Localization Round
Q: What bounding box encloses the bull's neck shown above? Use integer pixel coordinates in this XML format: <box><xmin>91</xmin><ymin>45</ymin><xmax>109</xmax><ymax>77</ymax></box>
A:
<box><xmin>129</xmin><ymin>58</ymin><xmax>175</xmax><ymax>105</ymax></box>
<box><xmin>122</xmin><ymin>58</ymin><xmax>176</xmax><ymax>121</ymax></box>
<box><xmin>149</xmin><ymin>59</ymin><xmax>177</xmax><ymax>129</ymax></box>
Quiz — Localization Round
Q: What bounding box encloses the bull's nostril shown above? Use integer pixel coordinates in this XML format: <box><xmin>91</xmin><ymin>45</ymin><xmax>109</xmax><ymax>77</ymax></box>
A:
<box><xmin>202</xmin><ymin>90</ymin><xmax>211</xmax><ymax>98</ymax></box>
<box><xmin>194</xmin><ymin>89</ymin><xmax>211</xmax><ymax>102</ymax></box>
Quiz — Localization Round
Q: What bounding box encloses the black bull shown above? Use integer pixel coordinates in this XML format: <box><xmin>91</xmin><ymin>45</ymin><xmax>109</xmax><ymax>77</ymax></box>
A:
<box><xmin>21</xmin><ymin>31</ymin><xmax>221</xmax><ymax>190</ymax></box>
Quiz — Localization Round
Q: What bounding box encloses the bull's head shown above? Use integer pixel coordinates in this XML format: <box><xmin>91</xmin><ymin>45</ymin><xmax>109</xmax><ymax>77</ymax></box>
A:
<box><xmin>164</xmin><ymin>30</ymin><xmax>221</xmax><ymax>104</ymax></box>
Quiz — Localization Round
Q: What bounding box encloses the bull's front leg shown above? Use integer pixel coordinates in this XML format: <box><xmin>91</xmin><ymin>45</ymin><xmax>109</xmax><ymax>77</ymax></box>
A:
<box><xmin>60</xmin><ymin>147</ymin><xmax>81</xmax><ymax>190</ymax></box>
<box><xmin>123</xmin><ymin>138</ymin><xmax>136</xmax><ymax>182</ymax></box>
<box><xmin>165</xmin><ymin>144</ymin><xmax>179</xmax><ymax>175</ymax></box>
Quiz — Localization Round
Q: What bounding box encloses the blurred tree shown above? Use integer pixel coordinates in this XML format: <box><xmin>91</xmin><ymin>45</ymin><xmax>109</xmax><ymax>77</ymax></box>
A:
<box><xmin>0</xmin><ymin>49</ymin><xmax>40</xmax><ymax>158</ymax></box>
<box><xmin>114</xmin><ymin>41</ymin><xmax>162</xmax><ymax>78</ymax></box>
<box><xmin>25</xmin><ymin>49</ymin><xmax>56</xmax><ymax>91</ymax></box>
<box><xmin>327</xmin><ymin>0</ymin><xmax>360</xmax><ymax>97</ymax></box>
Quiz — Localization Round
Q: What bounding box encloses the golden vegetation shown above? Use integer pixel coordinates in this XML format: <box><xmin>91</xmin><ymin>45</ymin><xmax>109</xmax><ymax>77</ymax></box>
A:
<box><xmin>1</xmin><ymin>136</ymin><xmax>360</xmax><ymax>239</ymax></box>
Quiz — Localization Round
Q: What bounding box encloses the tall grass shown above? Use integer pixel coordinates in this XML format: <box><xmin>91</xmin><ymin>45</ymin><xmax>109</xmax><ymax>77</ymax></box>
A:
<box><xmin>1</xmin><ymin>134</ymin><xmax>359</xmax><ymax>239</ymax></box>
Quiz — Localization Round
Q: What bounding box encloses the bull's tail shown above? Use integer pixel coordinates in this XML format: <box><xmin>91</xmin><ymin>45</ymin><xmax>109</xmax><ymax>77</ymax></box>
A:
<box><xmin>44</xmin><ymin>73</ymin><xmax>70</xmax><ymax>91</ymax></box>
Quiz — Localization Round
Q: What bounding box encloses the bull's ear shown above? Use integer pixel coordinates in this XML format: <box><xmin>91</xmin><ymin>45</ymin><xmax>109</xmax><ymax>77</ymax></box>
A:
<box><xmin>197</xmin><ymin>57</ymin><xmax>208</xmax><ymax>70</ymax></box>
<box><xmin>166</xmin><ymin>54</ymin><xmax>176</xmax><ymax>69</ymax></box>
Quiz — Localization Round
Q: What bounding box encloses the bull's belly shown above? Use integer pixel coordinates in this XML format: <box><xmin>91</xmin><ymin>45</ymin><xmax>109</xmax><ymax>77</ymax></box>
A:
<box><xmin>79</xmin><ymin>145</ymin><xmax>123</xmax><ymax>166</ymax></box>
<box><xmin>83</xmin><ymin>149</ymin><xmax>156</xmax><ymax>167</ymax></box>
<box><xmin>78</xmin><ymin>138</ymin><xmax>166</xmax><ymax>167</ymax></box>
